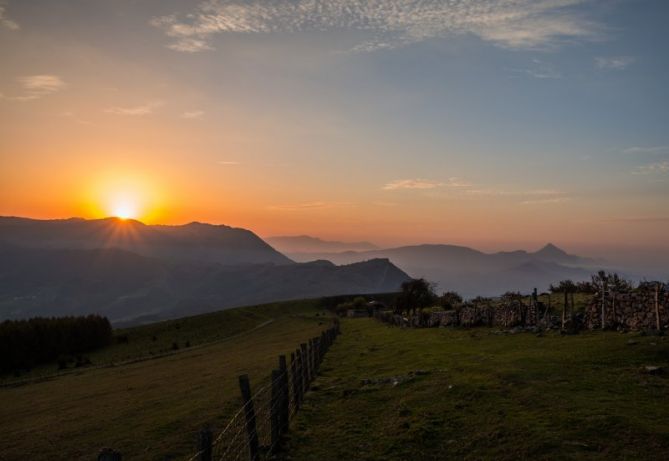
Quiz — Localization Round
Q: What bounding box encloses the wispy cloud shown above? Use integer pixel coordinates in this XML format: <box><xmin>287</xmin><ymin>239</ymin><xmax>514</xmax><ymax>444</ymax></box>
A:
<box><xmin>152</xmin><ymin>0</ymin><xmax>598</xmax><ymax>53</ymax></box>
<box><xmin>384</xmin><ymin>177</ymin><xmax>569</xmax><ymax>206</ymax></box>
<box><xmin>182</xmin><ymin>110</ymin><xmax>205</xmax><ymax>119</ymax></box>
<box><xmin>623</xmin><ymin>146</ymin><xmax>669</xmax><ymax>155</ymax></box>
<box><xmin>217</xmin><ymin>160</ymin><xmax>239</xmax><ymax>165</ymax></box>
<box><xmin>605</xmin><ymin>216</ymin><xmax>669</xmax><ymax>223</ymax></box>
<box><xmin>0</xmin><ymin>1</ymin><xmax>19</xmax><ymax>30</ymax></box>
<box><xmin>268</xmin><ymin>201</ymin><xmax>353</xmax><ymax>211</ymax></box>
<box><xmin>513</xmin><ymin>59</ymin><xmax>562</xmax><ymax>79</ymax></box>
<box><xmin>595</xmin><ymin>56</ymin><xmax>635</xmax><ymax>70</ymax></box>
<box><xmin>521</xmin><ymin>197</ymin><xmax>570</xmax><ymax>205</ymax></box>
<box><xmin>633</xmin><ymin>161</ymin><xmax>669</xmax><ymax>175</ymax></box>
<box><xmin>59</xmin><ymin>111</ymin><xmax>92</xmax><ymax>126</ymax></box>
<box><xmin>383</xmin><ymin>179</ymin><xmax>444</xmax><ymax>190</ymax></box>
<box><xmin>1</xmin><ymin>75</ymin><xmax>66</xmax><ymax>101</ymax></box>
<box><xmin>105</xmin><ymin>101</ymin><xmax>163</xmax><ymax>116</ymax></box>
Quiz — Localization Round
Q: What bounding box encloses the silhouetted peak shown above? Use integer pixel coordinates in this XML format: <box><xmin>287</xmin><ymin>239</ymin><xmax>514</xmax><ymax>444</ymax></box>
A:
<box><xmin>535</xmin><ymin>243</ymin><xmax>568</xmax><ymax>257</ymax></box>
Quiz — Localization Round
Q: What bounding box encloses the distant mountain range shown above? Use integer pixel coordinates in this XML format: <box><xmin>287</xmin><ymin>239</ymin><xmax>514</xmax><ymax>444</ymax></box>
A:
<box><xmin>0</xmin><ymin>217</ymin><xmax>410</xmax><ymax>324</ymax></box>
<box><xmin>266</xmin><ymin>235</ymin><xmax>378</xmax><ymax>254</ymax></box>
<box><xmin>0</xmin><ymin>216</ymin><xmax>292</xmax><ymax>265</ymax></box>
<box><xmin>282</xmin><ymin>241</ymin><xmax>599</xmax><ymax>297</ymax></box>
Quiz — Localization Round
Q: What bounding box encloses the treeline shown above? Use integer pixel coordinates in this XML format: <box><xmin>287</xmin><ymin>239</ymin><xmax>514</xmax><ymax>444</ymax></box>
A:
<box><xmin>0</xmin><ymin>315</ymin><xmax>112</xmax><ymax>374</ymax></box>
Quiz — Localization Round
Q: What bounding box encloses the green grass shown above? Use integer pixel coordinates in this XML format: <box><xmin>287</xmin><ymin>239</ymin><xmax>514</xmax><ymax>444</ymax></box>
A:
<box><xmin>283</xmin><ymin>318</ymin><xmax>669</xmax><ymax>461</ymax></box>
<box><xmin>0</xmin><ymin>299</ymin><xmax>332</xmax><ymax>460</ymax></box>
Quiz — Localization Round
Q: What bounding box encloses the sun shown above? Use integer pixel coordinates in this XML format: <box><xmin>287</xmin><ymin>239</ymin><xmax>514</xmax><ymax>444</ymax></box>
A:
<box><xmin>111</xmin><ymin>201</ymin><xmax>138</xmax><ymax>220</ymax></box>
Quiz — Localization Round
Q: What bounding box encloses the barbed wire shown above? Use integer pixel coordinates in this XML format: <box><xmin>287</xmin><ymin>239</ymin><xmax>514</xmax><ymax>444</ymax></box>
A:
<box><xmin>184</xmin><ymin>322</ymin><xmax>339</xmax><ymax>461</ymax></box>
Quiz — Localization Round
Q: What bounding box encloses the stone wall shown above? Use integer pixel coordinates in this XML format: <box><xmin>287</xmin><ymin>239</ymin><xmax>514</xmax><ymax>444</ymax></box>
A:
<box><xmin>584</xmin><ymin>289</ymin><xmax>669</xmax><ymax>331</ymax></box>
<box><xmin>373</xmin><ymin>288</ymin><xmax>668</xmax><ymax>332</ymax></box>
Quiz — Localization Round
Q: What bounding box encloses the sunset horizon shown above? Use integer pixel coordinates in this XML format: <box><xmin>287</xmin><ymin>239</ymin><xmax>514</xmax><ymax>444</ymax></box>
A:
<box><xmin>2</xmin><ymin>2</ymin><xmax>669</xmax><ymax>460</ymax></box>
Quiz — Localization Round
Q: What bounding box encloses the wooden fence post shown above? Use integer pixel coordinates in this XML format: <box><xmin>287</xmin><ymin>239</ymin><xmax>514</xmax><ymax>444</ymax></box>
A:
<box><xmin>288</xmin><ymin>352</ymin><xmax>300</xmax><ymax>412</ymax></box>
<box><xmin>301</xmin><ymin>342</ymin><xmax>310</xmax><ymax>387</ymax></box>
<box><xmin>656</xmin><ymin>283</ymin><xmax>662</xmax><ymax>331</ymax></box>
<box><xmin>295</xmin><ymin>348</ymin><xmax>304</xmax><ymax>407</ymax></box>
<box><xmin>198</xmin><ymin>428</ymin><xmax>213</xmax><ymax>461</ymax></box>
<box><xmin>238</xmin><ymin>374</ymin><xmax>259</xmax><ymax>461</ymax></box>
<box><xmin>278</xmin><ymin>355</ymin><xmax>289</xmax><ymax>431</ymax></box>
<box><xmin>270</xmin><ymin>369</ymin><xmax>282</xmax><ymax>452</ymax></box>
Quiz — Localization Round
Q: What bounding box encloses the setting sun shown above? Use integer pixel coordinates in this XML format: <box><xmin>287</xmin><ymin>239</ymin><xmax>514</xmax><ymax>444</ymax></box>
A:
<box><xmin>111</xmin><ymin>200</ymin><xmax>138</xmax><ymax>220</ymax></box>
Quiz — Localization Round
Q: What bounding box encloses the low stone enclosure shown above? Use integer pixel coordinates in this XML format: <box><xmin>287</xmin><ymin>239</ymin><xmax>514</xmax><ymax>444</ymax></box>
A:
<box><xmin>373</xmin><ymin>286</ymin><xmax>669</xmax><ymax>332</ymax></box>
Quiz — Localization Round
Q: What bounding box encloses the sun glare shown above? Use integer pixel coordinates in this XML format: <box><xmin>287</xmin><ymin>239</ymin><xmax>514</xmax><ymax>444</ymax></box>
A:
<box><xmin>112</xmin><ymin>201</ymin><xmax>137</xmax><ymax>220</ymax></box>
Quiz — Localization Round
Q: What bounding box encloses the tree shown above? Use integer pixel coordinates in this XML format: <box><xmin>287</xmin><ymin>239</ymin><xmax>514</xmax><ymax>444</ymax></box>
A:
<box><xmin>551</xmin><ymin>280</ymin><xmax>577</xmax><ymax>329</ymax></box>
<box><xmin>438</xmin><ymin>291</ymin><xmax>463</xmax><ymax>310</ymax></box>
<box><xmin>395</xmin><ymin>278</ymin><xmax>437</xmax><ymax>316</ymax></box>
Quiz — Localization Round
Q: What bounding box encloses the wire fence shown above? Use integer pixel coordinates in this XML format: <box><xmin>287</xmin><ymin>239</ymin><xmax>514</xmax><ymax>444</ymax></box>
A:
<box><xmin>176</xmin><ymin>320</ymin><xmax>340</xmax><ymax>461</ymax></box>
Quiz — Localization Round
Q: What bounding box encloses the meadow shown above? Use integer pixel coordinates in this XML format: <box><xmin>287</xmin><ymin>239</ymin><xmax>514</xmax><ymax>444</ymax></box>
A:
<box><xmin>283</xmin><ymin>318</ymin><xmax>669</xmax><ymax>460</ymax></box>
<box><xmin>0</xmin><ymin>299</ymin><xmax>330</xmax><ymax>460</ymax></box>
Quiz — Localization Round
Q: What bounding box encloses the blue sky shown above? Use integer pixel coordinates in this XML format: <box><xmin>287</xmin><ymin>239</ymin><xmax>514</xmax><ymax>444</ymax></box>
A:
<box><xmin>0</xmin><ymin>0</ymin><xmax>668</xmax><ymax>252</ymax></box>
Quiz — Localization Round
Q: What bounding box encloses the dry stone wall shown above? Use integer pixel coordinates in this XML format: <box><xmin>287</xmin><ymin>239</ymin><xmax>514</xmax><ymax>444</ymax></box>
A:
<box><xmin>373</xmin><ymin>288</ymin><xmax>668</xmax><ymax>332</ymax></box>
<box><xmin>584</xmin><ymin>289</ymin><xmax>668</xmax><ymax>331</ymax></box>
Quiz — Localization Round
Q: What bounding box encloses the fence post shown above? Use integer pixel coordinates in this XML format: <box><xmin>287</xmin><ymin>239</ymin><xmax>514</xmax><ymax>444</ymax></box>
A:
<box><xmin>310</xmin><ymin>338</ymin><xmax>316</xmax><ymax>380</ymax></box>
<box><xmin>296</xmin><ymin>347</ymin><xmax>305</xmax><ymax>406</ymax></box>
<box><xmin>198</xmin><ymin>428</ymin><xmax>213</xmax><ymax>461</ymax></box>
<box><xmin>278</xmin><ymin>355</ymin><xmax>289</xmax><ymax>432</ymax></box>
<box><xmin>656</xmin><ymin>283</ymin><xmax>662</xmax><ymax>331</ymax></box>
<box><xmin>238</xmin><ymin>374</ymin><xmax>259</xmax><ymax>461</ymax></box>
<box><xmin>270</xmin><ymin>369</ymin><xmax>282</xmax><ymax>452</ymax></box>
<box><xmin>290</xmin><ymin>352</ymin><xmax>298</xmax><ymax>413</ymax></box>
<box><xmin>301</xmin><ymin>342</ymin><xmax>310</xmax><ymax>388</ymax></box>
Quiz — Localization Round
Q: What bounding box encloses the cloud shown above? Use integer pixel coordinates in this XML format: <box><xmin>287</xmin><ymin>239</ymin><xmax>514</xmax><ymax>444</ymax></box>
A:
<box><xmin>521</xmin><ymin>197</ymin><xmax>570</xmax><ymax>205</ymax></box>
<box><xmin>633</xmin><ymin>161</ymin><xmax>669</xmax><ymax>175</ymax></box>
<box><xmin>217</xmin><ymin>160</ymin><xmax>239</xmax><ymax>165</ymax></box>
<box><xmin>623</xmin><ymin>146</ymin><xmax>669</xmax><ymax>155</ymax></box>
<box><xmin>105</xmin><ymin>101</ymin><xmax>163</xmax><ymax>116</ymax></box>
<box><xmin>182</xmin><ymin>110</ymin><xmax>205</xmax><ymax>119</ymax></box>
<box><xmin>383</xmin><ymin>179</ymin><xmax>444</xmax><ymax>190</ymax></box>
<box><xmin>595</xmin><ymin>56</ymin><xmax>635</xmax><ymax>70</ymax></box>
<box><xmin>1</xmin><ymin>75</ymin><xmax>66</xmax><ymax>101</ymax></box>
<box><xmin>512</xmin><ymin>59</ymin><xmax>562</xmax><ymax>79</ymax></box>
<box><xmin>151</xmin><ymin>0</ymin><xmax>598</xmax><ymax>53</ymax></box>
<box><xmin>383</xmin><ymin>178</ymin><xmax>567</xmax><ymax>204</ymax></box>
<box><xmin>0</xmin><ymin>2</ymin><xmax>19</xmax><ymax>30</ymax></box>
<box><xmin>268</xmin><ymin>201</ymin><xmax>353</xmax><ymax>211</ymax></box>
<box><xmin>605</xmin><ymin>216</ymin><xmax>669</xmax><ymax>223</ymax></box>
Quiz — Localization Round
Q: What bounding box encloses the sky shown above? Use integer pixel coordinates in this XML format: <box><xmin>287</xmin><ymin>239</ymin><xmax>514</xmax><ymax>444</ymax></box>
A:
<box><xmin>1</xmin><ymin>0</ymin><xmax>668</xmax><ymax>252</ymax></box>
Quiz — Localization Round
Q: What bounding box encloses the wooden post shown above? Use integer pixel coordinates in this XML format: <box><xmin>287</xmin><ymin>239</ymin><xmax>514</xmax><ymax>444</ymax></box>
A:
<box><xmin>270</xmin><ymin>369</ymin><xmax>281</xmax><ymax>452</ymax></box>
<box><xmin>656</xmin><ymin>283</ymin><xmax>661</xmax><ymax>331</ymax></box>
<box><xmin>238</xmin><ymin>374</ymin><xmax>259</xmax><ymax>461</ymax></box>
<box><xmin>290</xmin><ymin>351</ymin><xmax>298</xmax><ymax>413</ymax></box>
<box><xmin>300</xmin><ymin>342</ymin><xmax>309</xmax><ymax>390</ymax></box>
<box><xmin>278</xmin><ymin>355</ymin><xmax>289</xmax><ymax>431</ymax></box>
<box><xmin>296</xmin><ymin>348</ymin><xmax>304</xmax><ymax>406</ymax></box>
<box><xmin>198</xmin><ymin>428</ymin><xmax>213</xmax><ymax>461</ymax></box>
<box><xmin>98</xmin><ymin>449</ymin><xmax>122</xmax><ymax>461</ymax></box>
<box><xmin>562</xmin><ymin>290</ymin><xmax>567</xmax><ymax>329</ymax></box>
<box><xmin>601</xmin><ymin>282</ymin><xmax>606</xmax><ymax>330</ymax></box>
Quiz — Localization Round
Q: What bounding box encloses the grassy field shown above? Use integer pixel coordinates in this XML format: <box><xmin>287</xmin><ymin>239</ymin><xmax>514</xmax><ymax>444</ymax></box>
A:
<box><xmin>283</xmin><ymin>318</ymin><xmax>669</xmax><ymax>461</ymax></box>
<box><xmin>0</xmin><ymin>299</ymin><xmax>331</xmax><ymax>460</ymax></box>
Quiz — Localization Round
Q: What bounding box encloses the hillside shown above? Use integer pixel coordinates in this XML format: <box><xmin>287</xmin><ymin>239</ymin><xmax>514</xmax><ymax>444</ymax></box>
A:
<box><xmin>282</xmin><ymin>318</ymin><xmax>669</xmax><ymax>460</ymax></box>
<box><xmin>0</xmin><ymin>243</ymin><xmax>410</xmax><ymax>323</ymax></box>
<box><xmin>0</xmin><ymin>298</ymin><xmax>333</xmax><ymax>460</ymax></box>
<box><xmin>285</xmin><ymin>243</ymin><xmax>597</xmax><ymax>296</ymax></box>
<box><xmin>0</xmin><ymin>216</ymin><xmax>292</xmax><ymax>265</ymax></box>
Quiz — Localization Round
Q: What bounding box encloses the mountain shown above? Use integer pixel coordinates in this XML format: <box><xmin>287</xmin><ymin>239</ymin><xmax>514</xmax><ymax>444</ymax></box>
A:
<box><xmin>283</xmin><ymin>243</ymin><xmax>597</xmax><ymax>297</ymax></box>
<box><xmin>0</xmin><ymin>243</ymin><xmax>409</xmax><ymax>324</ymax></box>
<box><xmin>0</xmin><ymin>216</ymin><xmax>291</xmax><ymax>265</ymax></box>
<box><xmin>266</xmin><ymin>235</ymin><xmax>378</xmax><ymax>254</ymax></box>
